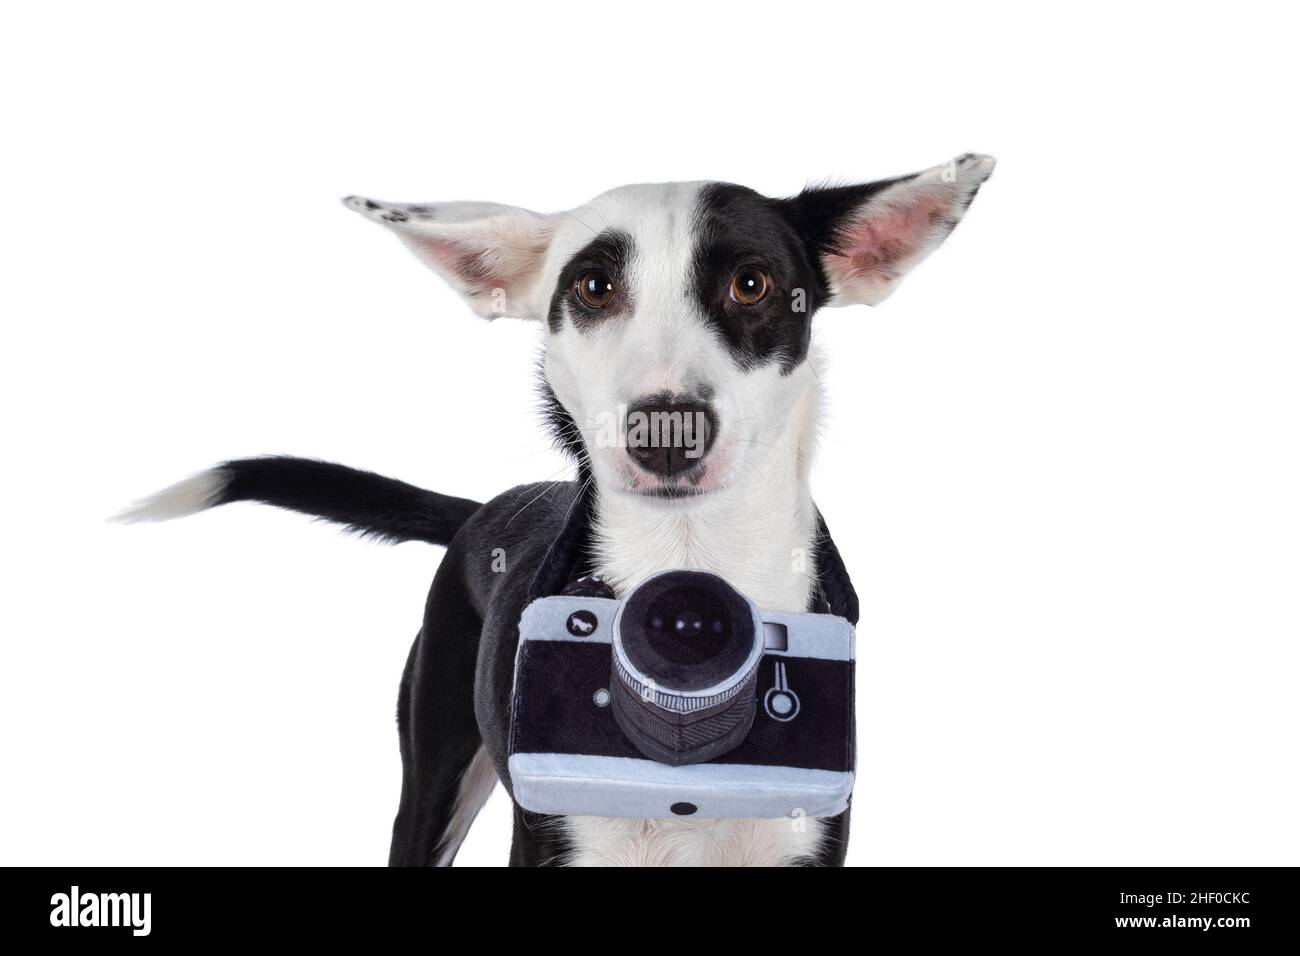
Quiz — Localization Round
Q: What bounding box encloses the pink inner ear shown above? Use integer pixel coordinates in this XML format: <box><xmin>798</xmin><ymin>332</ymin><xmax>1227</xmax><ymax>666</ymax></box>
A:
<box><xmin>408</xmin><ymin>228</ymin><xmax>551</xmax><ymax>303</ymax></box>
<box><xmin>411</xmin><ymin>236</ymin><xmax>496</xmax><ymax>293</ymax></box>
<box><xmin>830</xmin><ymin>195</ymin><xmax>950</xmax><ymax>281</ymax></box>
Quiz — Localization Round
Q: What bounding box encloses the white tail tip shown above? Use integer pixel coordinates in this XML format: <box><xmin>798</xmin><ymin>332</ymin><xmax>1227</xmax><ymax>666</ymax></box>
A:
<box><xmin>113</xmin><ymin>469</ymin><xmax>228</xmax><ymax>523</ymax></box>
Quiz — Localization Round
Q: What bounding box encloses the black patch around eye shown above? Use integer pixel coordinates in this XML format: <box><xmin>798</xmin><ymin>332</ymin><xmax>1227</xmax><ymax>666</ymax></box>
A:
<box><xmin>690</xmin><ymin>184</ymin><xmax>823</xmax><ymax>375</ymax></box>
<box><xmin>547</xmin><ymin>229</ymin><xmax>634</xmax><ymax>333</ymax></box>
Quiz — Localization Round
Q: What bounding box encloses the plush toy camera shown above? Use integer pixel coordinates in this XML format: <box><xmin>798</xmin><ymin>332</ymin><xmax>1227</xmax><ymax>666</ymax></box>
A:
<box><xmin>507</xmin><ymin>570</ymin><xmax>856</xmax><ymax>819</ymax></box>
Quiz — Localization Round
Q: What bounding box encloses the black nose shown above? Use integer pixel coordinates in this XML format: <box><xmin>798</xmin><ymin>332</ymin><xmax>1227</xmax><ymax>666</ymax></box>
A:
<box><xmin>625</xmin><ymin>398</ymin><xmax>717</xmax><ymax>477</ymax></box>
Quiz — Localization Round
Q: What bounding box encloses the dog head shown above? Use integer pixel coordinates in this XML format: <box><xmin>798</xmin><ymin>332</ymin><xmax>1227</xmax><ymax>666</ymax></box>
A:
<box><xmin>346</xmin><ymin>154</ymin><xmax>994</xmax><ymax>502</ymax></box>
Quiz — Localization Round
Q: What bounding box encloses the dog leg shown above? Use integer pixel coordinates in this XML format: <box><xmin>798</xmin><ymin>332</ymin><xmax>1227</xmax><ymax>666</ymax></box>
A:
<box><xmin>389</xmin><ymin>556</ymin><xmax>491</xmax><ymax>866</ymax></box>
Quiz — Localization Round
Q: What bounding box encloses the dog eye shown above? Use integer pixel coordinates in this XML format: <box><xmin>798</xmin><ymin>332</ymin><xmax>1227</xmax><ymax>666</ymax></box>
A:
<box><xmin>729</xmin><ymin>269</ymin><xmax>770</xmax><ymax>306</ymax></box>
<box><xmin>575</xmin><ymin>270</ymin><xmax>616</xmax><ymax>309</ymax></box>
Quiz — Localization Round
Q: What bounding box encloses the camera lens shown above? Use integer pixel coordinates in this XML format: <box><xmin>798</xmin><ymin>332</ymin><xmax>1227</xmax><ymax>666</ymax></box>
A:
<box><xmin>611</xmin><ymin>571</ymin><xmax>763</xmax><ymax>766</ymax></box>
<box><xmin>674</xmin><ymin>610</ymin><xmax>702</xmax><ymax>638</ymax></box>
<box><xmin>641</xmin><ymin>584</ymin><xmax>735</xmax><ymax>671</ymax></box>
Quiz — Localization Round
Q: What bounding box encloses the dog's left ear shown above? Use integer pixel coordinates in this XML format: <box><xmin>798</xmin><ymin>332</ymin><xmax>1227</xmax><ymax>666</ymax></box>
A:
<box><xmin>789</xmin><ymin>153</ymin><xmax>995</xmax><ymax>307</ymax></box>
<box><xmin>343</xmin><ymin>196</ymin><xmax>556</xmax><ymax>319</ymax></box>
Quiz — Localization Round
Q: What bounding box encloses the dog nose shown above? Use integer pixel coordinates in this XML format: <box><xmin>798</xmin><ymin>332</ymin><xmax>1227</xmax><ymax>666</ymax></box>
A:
<box><xmin>624</xmin><ymin>397</ymin><xmax>717</xmax><ymax>477</ymax></box>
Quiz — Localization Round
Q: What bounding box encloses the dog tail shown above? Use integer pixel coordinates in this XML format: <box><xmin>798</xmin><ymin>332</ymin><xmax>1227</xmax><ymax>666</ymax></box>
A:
<box><xmin>115</xmin><ymin>456</ymin><xmax>482</xmax><ymax>547</ymax></box>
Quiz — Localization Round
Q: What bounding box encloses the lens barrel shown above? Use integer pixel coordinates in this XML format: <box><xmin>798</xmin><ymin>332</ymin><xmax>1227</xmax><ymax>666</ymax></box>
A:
<box><xmin>610</xmin><ymin>571</ymin><xmax>763</xmax><ymax>766</ymax></box>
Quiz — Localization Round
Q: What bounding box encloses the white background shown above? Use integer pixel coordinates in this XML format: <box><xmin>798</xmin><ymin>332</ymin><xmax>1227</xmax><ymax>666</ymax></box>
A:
<box><xmin>2</xmin><ymin>2</ymin><xmax>1296</xmax><ymax>866</ymax></box>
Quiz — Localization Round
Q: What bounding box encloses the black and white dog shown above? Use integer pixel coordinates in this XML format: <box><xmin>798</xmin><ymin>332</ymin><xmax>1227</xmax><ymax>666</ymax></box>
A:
<box><xmin>124</xmin><ymin>154</ymin><xmax>994</xmax><ymax>866</ymax></box>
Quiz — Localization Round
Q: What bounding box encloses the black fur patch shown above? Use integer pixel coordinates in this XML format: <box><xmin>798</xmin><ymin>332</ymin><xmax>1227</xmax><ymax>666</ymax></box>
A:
<box><xmin>216</xmin><ymin>456</ymin><xmax>481</xmax><ymax>545</ymax></box>
<box><xmin>777</xmin><ymin>174</ymin><xmax>917</xmax><ymax>269</ymax></box>
<box><xmin>535</xmin><ymin>374</ymin><xmax>585</xmax><ymax>463</ymax></box>
<box><xmin>690</xmin><ymin>184</ymin><xmax>826</xmax><ymax>375</ymax></box>
<box><xmin>546</xmin><ymin>230</ymin><xmax>634</xmax><ymax>333</ymax></box>
<box><xmin>688</xmin><ymin>175</ymin><xmax>940</xmax><ymax>375</ymax></box>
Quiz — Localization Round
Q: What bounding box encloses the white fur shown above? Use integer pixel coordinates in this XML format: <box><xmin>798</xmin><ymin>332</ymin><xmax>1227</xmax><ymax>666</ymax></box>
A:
<box><xmin>114</xmin><ymin>469</ymin><xmax>226</xmax><ymax>523</ymax></box>
<box><xmin>566</xmin><ymin>814</ymin><xmax>822</xmax><ymax>867</ymax></box>
<box><xmin>435</xmin><ymin>746</ymin><xmax>499</xmax><ymax>867</ymax></box>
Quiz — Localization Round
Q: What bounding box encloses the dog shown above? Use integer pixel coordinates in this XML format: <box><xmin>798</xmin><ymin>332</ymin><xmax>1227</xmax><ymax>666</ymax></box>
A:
<box><xmin>122</xmin><ymin>153</ymin><xmax>995</xmax><ymax>866</ymax></box>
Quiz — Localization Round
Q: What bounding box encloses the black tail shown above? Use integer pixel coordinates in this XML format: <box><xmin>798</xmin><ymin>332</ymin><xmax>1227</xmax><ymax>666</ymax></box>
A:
<box><xmin>119</xmin><ymin>456</ymin><xmax>482</xmax><ymax>547</ymax></box>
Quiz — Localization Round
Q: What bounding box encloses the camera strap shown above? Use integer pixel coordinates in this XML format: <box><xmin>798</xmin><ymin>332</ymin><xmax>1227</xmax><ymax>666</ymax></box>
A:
<box><xmin>527</xmin><ymin>471</ymin><xmax>859</xmax><ymax>624</ymax></box>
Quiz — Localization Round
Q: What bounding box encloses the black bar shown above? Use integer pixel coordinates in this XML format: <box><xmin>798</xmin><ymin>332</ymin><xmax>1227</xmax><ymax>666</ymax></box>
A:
<box><xmin>5</xmin><ymin>867</ymin><xmax>1293</xmax><ymax>944</ymax></box>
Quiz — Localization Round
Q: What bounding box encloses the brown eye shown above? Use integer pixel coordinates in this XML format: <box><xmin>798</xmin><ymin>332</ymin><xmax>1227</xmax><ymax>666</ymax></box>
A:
<box><xmin>575</xmin><ymin>270</ymin><xmax>615</xmax><ymax>309</ymax></box>
<box><xmin>729</xmin><ymin>269</ymin><xmax>770</xmax><ymax>305</ymax></box>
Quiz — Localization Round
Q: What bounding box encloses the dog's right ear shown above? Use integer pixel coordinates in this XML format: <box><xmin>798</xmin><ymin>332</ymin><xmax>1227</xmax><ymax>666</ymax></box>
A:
<box><xmin>343</xmin><ymin>197</ymin><xmax>556</xmax><ymax>319</ymax></box>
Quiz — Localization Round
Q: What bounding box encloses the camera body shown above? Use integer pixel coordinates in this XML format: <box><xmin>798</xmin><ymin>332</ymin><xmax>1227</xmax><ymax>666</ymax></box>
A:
<box><xmin>508</xmin><ymin>570</ymin><xmax>855</xmax><ymax>819</ymax></box>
